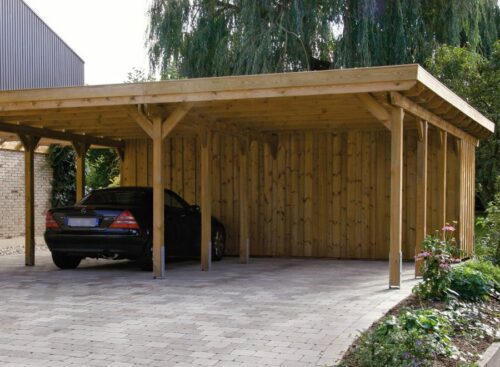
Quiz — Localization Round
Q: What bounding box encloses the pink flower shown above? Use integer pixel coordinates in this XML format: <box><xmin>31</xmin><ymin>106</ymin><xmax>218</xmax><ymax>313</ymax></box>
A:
<box><xmin>415</xmin><ymin>251</ymin><xmax>431</xmax><ymax>259</ymax></box>
<box><xmin>439</xmin><ymin>263</ymin><xmax>449</xmax><ymax>270</ymax></box>
<box><xmin>442</xmin><ymin>225</ymin><xmax>456</xmax><ymax>232</ymax></box>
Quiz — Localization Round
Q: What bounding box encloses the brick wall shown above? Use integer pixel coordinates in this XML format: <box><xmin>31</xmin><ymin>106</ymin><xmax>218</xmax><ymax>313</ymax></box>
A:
<box><xmin>0</xmin><ymin>150</ymin><xmax>52</xmax><ymax>238</ymax></box>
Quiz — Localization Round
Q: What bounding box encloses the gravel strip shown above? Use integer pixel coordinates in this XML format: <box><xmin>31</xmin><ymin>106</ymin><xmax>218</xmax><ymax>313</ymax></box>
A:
<box><xmin>0</xmin><ymin>237</ymin><xmax>49</xmax><ymax>256</ymax></box>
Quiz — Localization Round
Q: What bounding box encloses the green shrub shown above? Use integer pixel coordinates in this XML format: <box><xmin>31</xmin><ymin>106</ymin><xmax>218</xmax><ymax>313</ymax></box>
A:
<box><xmin>476</xmin><ymin>191</ymin><xmax>500</xmax><ymax>265</ymax></box>
<box><xmin>413</xmin><ymin>227</ymin><xmax>461</xmax><ymax>301</ymax></box>
<box><xmin>463</xmin><ymin>260</ymin><xmax>500</xmax><ymax>292</ymax></box>
<box><xmin>347</xmin><ymin>309</ymin><xmax>456</xmax><ymax>367</ymax></box>
<box><xmin>450</xmin><ymin>266</ymin><xmax>494</xmax><ymax>301</ymax></box>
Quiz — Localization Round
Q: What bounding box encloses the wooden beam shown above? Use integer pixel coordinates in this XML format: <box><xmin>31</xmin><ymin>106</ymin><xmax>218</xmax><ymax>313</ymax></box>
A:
<box><xmin>18</xmin><ymin>134</ymin><xmax>40</xmax><ymax>266</ymax></box>
<box><xmin>72</xmin><ymin>141</ymin><xmax>89</xmax><ymax>203</ymax></box>
<box><xmin>357</xmin><ymin>93</ymin><xmax>391</xmax><ymax>130</ymax></box>
<box><xmin>0</xmin><ymin>120</ymin><xmax>124</xmax><ymax>148</ymax></box>
<box><xmin>129</xmin><ymin>103</ymin><xmax>191</xmax><ymax>139</ymax></box>
<box><xmin>389</xmin><ymin>107</ymin><xmax>404</xmax><ymax>288</ymax></box>
<box><xmin>125</xmin><ymin>105</ymin><xmax>154</xmax><ymax>138</ymax></box>
<box><xmin>199</xmin><ymin>127</ymin><xmax>212</xmax><ymax>271</ymax></box>
<box><xmin>0</xmin><ymin>65</ymin><xmax>420</xmax><ymax>111</ymax></box>
<box><xmin>389</xmin><ymin>92</ymin><xmax>478</xmax><ymax>144</ymax></box>
<box><xmin>415</xmin><ymin>119</ymin><xmax>425</xmax><ymax>142</ymax></box>
<box><xmin>152</xmin><ymin>117</ymin><xmax>165</xmax><ymax>278</ymax></box>
<box><xmin>438</xmin><ymin>131</ymin><xmax>448</xmax><ymax>232</ymax></box>
<box><xmin>239</xmin><ymin>137</ymin><xmax>250</xmax><ymax>264</ymax></box>
<box><xmin>415</xmin><ymin>120</ymin><xmax>428</xmax><ymax>277</ymax></box>
<box><xmin>162</xmin><ymin>104</ymin><xmax>192</xmax><ymax>139</ymax></box>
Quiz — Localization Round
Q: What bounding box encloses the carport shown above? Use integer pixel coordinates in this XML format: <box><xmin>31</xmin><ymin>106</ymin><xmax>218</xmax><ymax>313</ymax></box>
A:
<box><xmin>0</xmin><ymin>64</ymin><xmax>494</xmax><ymax>287</ymax></box>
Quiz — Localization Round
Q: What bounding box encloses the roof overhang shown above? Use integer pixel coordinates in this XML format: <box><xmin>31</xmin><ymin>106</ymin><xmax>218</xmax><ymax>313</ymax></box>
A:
<box><xmin>0</xmin><ymin>64</ymin><xmax>494</xmax><ymax>147</ymax></box>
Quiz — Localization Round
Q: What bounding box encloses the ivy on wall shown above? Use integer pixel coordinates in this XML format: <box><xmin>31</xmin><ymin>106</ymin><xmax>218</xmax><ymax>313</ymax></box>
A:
<box><xmin>47</xmin><ymin>145</ymin><xmax>76</xmax><ymax>208</ymax></box>
<box><xmin>46</xmin><ymin>145</ymin><xmax>120</xmax><ymax>208</ymax></box>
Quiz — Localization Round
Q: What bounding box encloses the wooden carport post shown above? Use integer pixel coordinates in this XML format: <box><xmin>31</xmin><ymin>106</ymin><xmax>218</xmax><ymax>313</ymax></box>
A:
<box><xmin>415</xmin><ymin>120</ymin><xmax>428</xmax><ymax>276</ymax></box>
<box><xmin>18</xmin><ymin>134</ymin><xmax>40</xmax><ymax>266</ymax></box>
<box><xmin>239</xmin><ymin>137</ymin><xmax>250</xmax><ymax>264</ymax></box>
<box><xmin>438</xmin><ymin>131</ymin><xmax>448</xmax><ymax>231</ymax></box>
<box><xmin>72</xmin><ymin>141</ymin><xmax>89</xmax><ymax>203</ymax></box>
<box><xmin>129</xmin><ymin>104</ymin><xmax>191</xmax><ymax>278</ymax></box>
<box><xmin>199</xmin><ymin>127</ymin><xmax>212</xmax><ymax>271</ymax></box>
<box><xmin>152</xmin><ymin>117</ymin><xmax>165</xmax><ymax>278</ymax></box>
<box><xmin>389</xmin><ymin>107</ymin><xmax>404</xmax><ymax>288</ymax></box>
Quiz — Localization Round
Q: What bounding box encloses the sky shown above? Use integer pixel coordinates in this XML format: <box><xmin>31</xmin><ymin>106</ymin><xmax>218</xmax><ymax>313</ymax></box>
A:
<box><xmin>23</xmin><ymin>0</ymin><xmax>151</xmax><ymax>86</ymax></box>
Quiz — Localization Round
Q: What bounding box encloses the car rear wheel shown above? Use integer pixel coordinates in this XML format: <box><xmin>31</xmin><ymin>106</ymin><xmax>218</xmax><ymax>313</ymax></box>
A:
<box><xmin>212</xmin><ymin>227</ymin><xmax>225</xmax><ymax>261</ymax></box>
<box><xmin>52</xmin><ymin>253</ymin><xmax>82</xmax><ymax>270</ymax></box>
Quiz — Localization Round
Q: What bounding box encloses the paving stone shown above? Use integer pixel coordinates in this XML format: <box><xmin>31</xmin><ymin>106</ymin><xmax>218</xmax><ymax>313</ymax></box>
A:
<box><xmin>0</xmin><ymin>253</ymin><xmax>417</xmax><ymax>366</ymax></box>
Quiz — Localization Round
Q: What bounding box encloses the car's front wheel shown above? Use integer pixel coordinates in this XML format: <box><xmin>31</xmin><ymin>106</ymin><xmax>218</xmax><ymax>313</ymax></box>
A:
<box><xmin>52</xmin><ymin>253</ymin><xmax>82</xmax><ymax>270</ymax></box>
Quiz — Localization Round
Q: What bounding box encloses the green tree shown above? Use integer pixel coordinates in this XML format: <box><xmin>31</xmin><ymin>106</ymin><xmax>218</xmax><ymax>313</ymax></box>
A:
<box><xmin>85</xmin><ymin>149</ymin><xmax>121</xmax><ymax>191</ymax></box>
<box><xmin>146</xmin><ymin>0</ymin><xmax>499</xmax><ymax>78</ymax></box>
<box><xmin>426</xmin><ymin>42</ymin><xmax>499</xmax><ymax>208</ymax></box>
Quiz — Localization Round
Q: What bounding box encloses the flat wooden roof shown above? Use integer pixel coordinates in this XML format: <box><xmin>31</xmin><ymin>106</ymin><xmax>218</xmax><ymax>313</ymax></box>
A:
<box><xmin>0</xmin><ymin>64</ymin><xmax>494</xmax><ymax>144</ymax></box>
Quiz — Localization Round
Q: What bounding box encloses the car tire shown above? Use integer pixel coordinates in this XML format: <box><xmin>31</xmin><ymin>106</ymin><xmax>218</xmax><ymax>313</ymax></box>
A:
<box><xmin>137</xmin><ymin>243</ymin><xmax>153</xmax><ymax>271</ymax></box>
<box><xmin>212</xmin><ymin>227</ymin><xmax>225</xmax><ymax>261</ymax></box>
<box><xmin>52</xmin><ymin>253</ymin><xmax>81</xmax><ymax>270</ymax></box>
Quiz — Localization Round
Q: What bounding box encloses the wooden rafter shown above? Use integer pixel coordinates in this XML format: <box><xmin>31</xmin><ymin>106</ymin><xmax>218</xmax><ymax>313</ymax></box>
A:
<box><xmin>161</xmin><ymin>104</ymin><xmax>192</xmax><ymax>139</ymax></box>
<box><xmin>357</xmin><ymin>93</ymin><xmax>391</xmax><ymax>130</ymax></box>
<box><xmin>0</xmin><ymin>120</ymin><xmax>124</xmax><ymax>148</ymax></box>
<box><xmin>128</xmin><ymin>103</ymin><xmax>192</xmax><ymax>139</ymax></box>
<box><xmin>390</xmin><ymin>92</ymin><xmax>478</xmax><ymax>145</ymax></box>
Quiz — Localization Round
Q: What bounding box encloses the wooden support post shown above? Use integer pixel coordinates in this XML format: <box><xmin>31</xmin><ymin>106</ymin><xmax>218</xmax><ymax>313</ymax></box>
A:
<box><xmin>304</xmin><ymin>132</ymin><xmax>313</xmax><ymax>257</ymax></box>
<box><xmin>18</xmin><ymin>134</ymin><xmax>40</xmax><ymax>266</ymax></box>
<box><xmin>415</xmin><ymin>120</ymin><xmax>428</xmax><ymax>277</ymax></box>
<box><xmin>438</xmin><ymin>131</ymin><xmax>448</xmax><ymax>231</ymax></box>
<box><xmin>389</xmin><ymin>107</ymin><xmax>404</xmax><ymax>288</ymax></box>
<box><xmin>72</xmin><ymin>141</ymin><xmax>89</xmax><ymax>203</ymax></box>
<box><xmin>152</xmin><ymin>118</ymin><xmax>165</xmax><ymax>278</ymax></box>
<box><xmin>239</xmin><ymin>137</ymin><xmax>249</xmax><ymax>264</ymax></box>
<box><xmin>199</xmin><ymin>127</ymin><xmax>212</xmax><ymax>271</ymax></box>
<box><xmin>129</xmin><ymin>103</ymin><xmax>190</xmax><ymax>278</ymax></box>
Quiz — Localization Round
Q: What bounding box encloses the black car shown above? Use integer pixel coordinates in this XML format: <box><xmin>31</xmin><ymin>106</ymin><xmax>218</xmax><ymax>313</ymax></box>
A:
<box><xmin>44</xmin><ymin>187</ymin><xmax>226</xmax><ymax>270</ymax></box>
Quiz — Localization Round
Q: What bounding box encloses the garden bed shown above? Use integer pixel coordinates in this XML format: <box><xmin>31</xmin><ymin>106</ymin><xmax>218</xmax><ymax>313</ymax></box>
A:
<box><xmin>338</xmin><ymin>293</ymin><xmax>500</xmax><ymax>366</ymax></box>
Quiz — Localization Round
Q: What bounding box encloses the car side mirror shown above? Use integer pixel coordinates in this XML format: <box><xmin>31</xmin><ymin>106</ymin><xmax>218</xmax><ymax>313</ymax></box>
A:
<box><xmin>191</xmin><ymin>205</ymin><xmax>200</xmax><ymax>212</ymax></box>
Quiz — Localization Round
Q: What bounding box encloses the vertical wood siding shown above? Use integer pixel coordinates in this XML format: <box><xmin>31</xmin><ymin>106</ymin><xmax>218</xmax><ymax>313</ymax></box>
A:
<box><xmin>123</xmin><ymin>129</ymin><xmax>468</xmax><ymax>260</ymax></box>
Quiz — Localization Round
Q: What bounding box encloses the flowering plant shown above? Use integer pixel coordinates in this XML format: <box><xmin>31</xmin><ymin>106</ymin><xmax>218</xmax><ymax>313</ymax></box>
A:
<box><xmin>413</xmin><ymin>224</ymin><xmax>462</xmax><ymax>301</ymax></box>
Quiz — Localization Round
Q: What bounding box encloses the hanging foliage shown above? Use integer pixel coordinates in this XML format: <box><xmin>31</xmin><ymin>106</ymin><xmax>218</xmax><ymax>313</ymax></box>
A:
<box><xmin>146</xmin><ymin>0</ymin><xmax>499</xmax><ymax>77</ymax></box>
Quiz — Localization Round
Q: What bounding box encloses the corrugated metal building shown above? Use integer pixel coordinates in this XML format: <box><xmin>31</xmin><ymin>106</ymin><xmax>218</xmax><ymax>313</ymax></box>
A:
<box><xmin>0</xmin><ymin>0</ymin><xmax>83</xmax><ymax>240</ymax></box>
<box><xmin>0</xmin><ymin>0</ymin><xmax>84</xmax><ymax>90</ymax></box>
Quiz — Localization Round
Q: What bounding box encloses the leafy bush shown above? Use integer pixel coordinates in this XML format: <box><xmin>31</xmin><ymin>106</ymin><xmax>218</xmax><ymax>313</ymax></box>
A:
<box><xmin>85</xmin><ymin>148</ymin><xmax>120</xmax><ymax>191</ymax></box>
<box><xmin>413</xmin><ymin>226</ymin><xmax>461</xmax><ymax>301</ymax></box>
<box><xmin>464</xmin><ymin>260</ymin><xmax>500</xmax><ymax>291</ymax></box>
<box><xmin>347</xmin><ymin>309</ymin><xmax>456</xmax><ymax>367</ymax></box>
<box><xmin>476</xmin><ymin>191</ymin><xmax>500</xmax><ymax>265</ymax></box>
<box><xmin>47</xmin><ymin>145</ymin><xmax>76</xmax><ymax>207</ymax></box>
<box><xmin>450</xmin><ymin>266</ymin><xmax>494</xmax><ymax>301</ymax></box>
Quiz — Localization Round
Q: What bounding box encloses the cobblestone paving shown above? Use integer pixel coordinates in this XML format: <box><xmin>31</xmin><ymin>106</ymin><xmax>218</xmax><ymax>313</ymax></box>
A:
<box><xmin>0</xmin><ymin>254</ymin><xmax>418</xmax><ymax>366</ymax></box>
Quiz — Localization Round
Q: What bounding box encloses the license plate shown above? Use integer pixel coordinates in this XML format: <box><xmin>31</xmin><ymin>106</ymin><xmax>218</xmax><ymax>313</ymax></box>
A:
<box><xmin>67</xmin><ymin>217</ymin><xmax>99</xmax><ymax>227</ymax></box>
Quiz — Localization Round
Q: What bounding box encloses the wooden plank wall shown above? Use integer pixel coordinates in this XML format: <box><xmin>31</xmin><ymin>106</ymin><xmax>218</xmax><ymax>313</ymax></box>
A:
<box><xmin>458</xmin><ymin>139</ymin><xmax>475</xmax><ymax>256</ymax></box>
<box><xmin>122</xmin><ymin>129</ymin><xmax>466</xmax><ymax>260</ymax></box>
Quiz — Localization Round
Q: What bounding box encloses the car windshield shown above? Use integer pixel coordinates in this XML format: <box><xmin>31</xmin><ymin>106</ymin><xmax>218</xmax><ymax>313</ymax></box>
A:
<box><xmin>80</xmin><ymin>190</ymin><xmax>148</xmax><ymax>206</ymax></box>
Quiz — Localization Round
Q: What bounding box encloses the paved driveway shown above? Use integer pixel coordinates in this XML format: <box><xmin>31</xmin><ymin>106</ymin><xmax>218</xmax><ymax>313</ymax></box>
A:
<box><xmin>0</xmin><ymin>253</ymin><xmax>418</xmax><ymax>367</ymax></box>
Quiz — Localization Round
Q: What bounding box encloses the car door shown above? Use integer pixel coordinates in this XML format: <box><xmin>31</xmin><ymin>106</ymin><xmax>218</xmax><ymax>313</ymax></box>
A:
<box><xmin>164</xmin><ymin>190</ymin><xmax>197</xmax><ymax>257</ymax></box>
